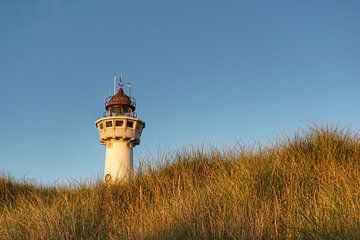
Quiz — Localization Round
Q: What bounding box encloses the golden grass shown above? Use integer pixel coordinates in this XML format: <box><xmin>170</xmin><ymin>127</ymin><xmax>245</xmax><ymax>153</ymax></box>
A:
<box><xmin>1</xmin><ymin>127</ymin><xmax>360</xmax><ymax>239</ymax></box>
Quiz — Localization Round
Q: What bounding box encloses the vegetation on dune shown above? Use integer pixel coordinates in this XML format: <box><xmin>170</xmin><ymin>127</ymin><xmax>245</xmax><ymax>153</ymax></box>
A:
<box><xmin>1</xmin><ymin>127</ymin><xmax>360</xmax><ymax>239</ymax></box>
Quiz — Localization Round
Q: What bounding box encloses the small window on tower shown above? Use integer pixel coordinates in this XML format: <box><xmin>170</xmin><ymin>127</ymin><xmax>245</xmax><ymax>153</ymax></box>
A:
<box><xmin>127</xmin><ymin>121</ymin><xmax>134</xmax><ymax>128</ymax></box>
<box><xmin>105</xmin><ymin>121</ymin><xmax>113</xmax><ymax>128</ymax></box>
<box><xmin>99</xmin><ymin>123</ymin><xmax>103</xmax><ymax>129</ymax></box>
<box><xmin>115</xmin><ymin>120</ymin><xmax>124</xmax><ymax>127</ymax></box>
<box><xmin>105</xmin><ymin>174</ymin><xmax>112</xmax><ymax>182</ymax></box>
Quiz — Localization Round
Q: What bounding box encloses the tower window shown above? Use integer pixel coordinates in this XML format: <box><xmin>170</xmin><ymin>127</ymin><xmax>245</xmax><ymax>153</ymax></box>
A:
<box><xmin>105</xmin><ymin>121</ymin><xmax>113</xmax><ymax>128</ymax></box>
<box><xmin>99</xmin><ymin>123</ymin><xmax>103</xmax><ymax>129</ymax></box>
<box><xmin>115</xmin><ymin>120</ymin><xmax>124</xmax><ymax>127</ymax></box>
<box><xmin>127</xmin><ymin>121</ymin><xmax>134</xmax><ymax>128</ymax></box>
<box><xmin>105</xmin><ymin>174</ymin><xmax>112</xmax><ymax>182</ymax></box>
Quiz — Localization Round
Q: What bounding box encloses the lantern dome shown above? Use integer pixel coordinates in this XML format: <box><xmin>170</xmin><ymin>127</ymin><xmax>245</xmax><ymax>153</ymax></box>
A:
<box><xmin>105</xmin><ymin>88</ymin><xmax>135</xmax><ymax>111</ymax></box>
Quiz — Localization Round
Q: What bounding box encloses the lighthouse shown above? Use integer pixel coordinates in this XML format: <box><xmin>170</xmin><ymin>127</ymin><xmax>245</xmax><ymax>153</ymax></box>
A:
<box><xmin>95</xmin><ymin>75</ymin><xmax>145</xmax><ymax>183</ymax></box>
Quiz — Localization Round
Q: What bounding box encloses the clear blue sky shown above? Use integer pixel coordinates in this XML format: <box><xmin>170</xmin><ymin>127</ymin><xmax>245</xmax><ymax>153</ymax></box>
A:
<box><xmin>1</xmin><ymin>0</ymin><xmax>359</xmax><ymax>183</ymax></box>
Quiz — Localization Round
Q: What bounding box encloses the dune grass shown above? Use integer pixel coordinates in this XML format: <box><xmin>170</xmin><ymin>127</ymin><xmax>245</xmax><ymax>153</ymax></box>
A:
<box><xmin>1</xmin><ymin>127</ymin><xmax>360</xmax><ymax>239</ymax></box>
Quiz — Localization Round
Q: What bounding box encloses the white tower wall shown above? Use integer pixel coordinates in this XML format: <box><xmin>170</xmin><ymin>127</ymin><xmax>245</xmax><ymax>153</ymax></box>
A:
<box><xmin>96</xmin><ymin>116</ymin><xmax>145</xmax><ymax>183</ymax></box>
<box><xmin>104</xmin><ymin>141</ymin><xmax>133</xmax><ymax>182</ymax></box>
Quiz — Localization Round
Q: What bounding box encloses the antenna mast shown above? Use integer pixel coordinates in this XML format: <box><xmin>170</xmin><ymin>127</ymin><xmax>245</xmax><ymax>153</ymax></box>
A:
<box><xmin>113</xmin><ymin>74</ymin><xmax>117</xmax><ymax>95</ymax></box>
<box><xmin>119</xmin><ymin>73</ymin><xmax>124</xmax><ymax>89</ymax></box>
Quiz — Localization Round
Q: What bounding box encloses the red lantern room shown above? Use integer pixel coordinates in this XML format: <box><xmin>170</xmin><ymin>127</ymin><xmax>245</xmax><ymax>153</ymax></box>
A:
<box><xmin>104</xmin><ymin>87</ymin><xmax>136</xmax><ymax>118</ymax></box>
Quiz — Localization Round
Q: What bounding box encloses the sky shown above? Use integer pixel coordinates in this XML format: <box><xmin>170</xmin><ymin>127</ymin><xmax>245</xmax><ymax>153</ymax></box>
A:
<box><xmin>1</xmin><ymin>0</ymin><xmax>359</xmax><ymax>184</ymax></box>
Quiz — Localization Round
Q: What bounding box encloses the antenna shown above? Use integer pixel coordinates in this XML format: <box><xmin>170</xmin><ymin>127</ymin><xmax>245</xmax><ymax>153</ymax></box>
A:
<box><xmin>113</xmin><ymin>74</ymin><xmax>117</xmax><ymax>95</ymax></box>
<box><xmin>127</xmin><ymin>82</ymin><xmax>132</xmax><ymax>97</ymax></box>
<box><xmin>119</xmin><ymin>73</ymin><xmax>124</xmax><ymax>88</ymax></box>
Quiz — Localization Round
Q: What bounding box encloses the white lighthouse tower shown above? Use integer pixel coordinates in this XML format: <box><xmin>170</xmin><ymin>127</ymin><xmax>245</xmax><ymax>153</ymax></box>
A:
<box><xmin>95</xmin><ymin>75</ymin><xmax>145</xmax><ymax>183</ymax></box>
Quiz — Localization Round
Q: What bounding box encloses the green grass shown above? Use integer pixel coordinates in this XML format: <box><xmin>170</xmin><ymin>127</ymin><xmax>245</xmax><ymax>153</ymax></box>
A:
<box><xmin>2</xmin><ymin>127</ymin><xmax>360</xmax><ymax>239</ymax></box>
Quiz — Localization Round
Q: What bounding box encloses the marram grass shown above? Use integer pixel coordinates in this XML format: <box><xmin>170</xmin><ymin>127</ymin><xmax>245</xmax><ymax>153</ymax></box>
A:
<box><xmin>2</xmin><ymin>127</ymin><xmax>360</xmax><ymax>239</ymax></box>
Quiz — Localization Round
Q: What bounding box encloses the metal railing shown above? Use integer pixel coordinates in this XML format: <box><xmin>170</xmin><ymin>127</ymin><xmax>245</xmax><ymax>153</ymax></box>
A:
<box><xmin>102</xmin><ymin>111</ymin><xmax>137</xmax><ymax>118</ymax></box>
